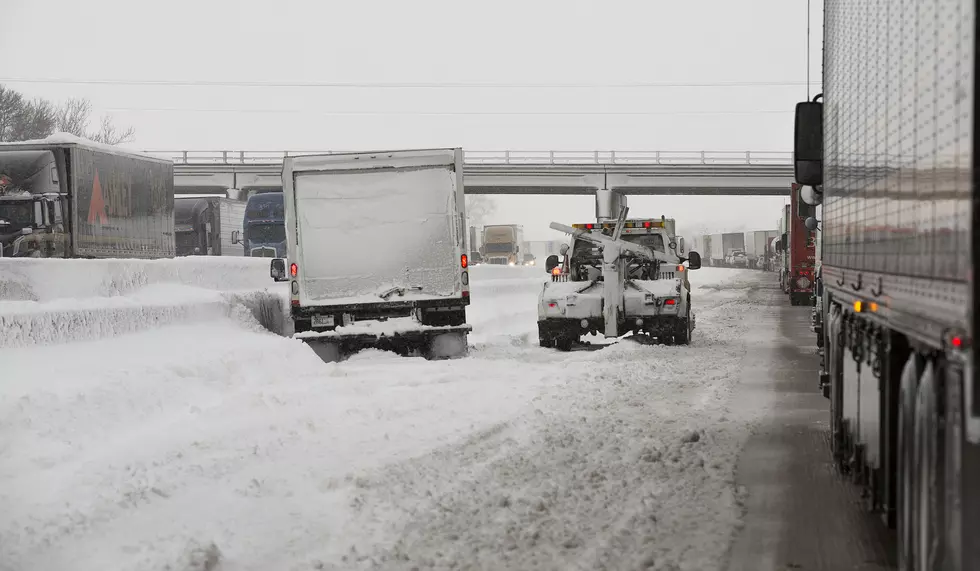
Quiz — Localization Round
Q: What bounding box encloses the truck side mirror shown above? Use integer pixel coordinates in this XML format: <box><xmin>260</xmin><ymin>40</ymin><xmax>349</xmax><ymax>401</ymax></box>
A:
<box><xmin>270</xmin><ymin>258</ymin><xmax>288</xmax><ymax>282</ymax></box>
<box><xmin>805</xmin><ymin>217</ymin><xmax>820</xmax><ymax>231</ymax></box>
<box><xmin>794</xmin><ymin>98</ymin><xmax>823</xmax><ymax>187</ymax></box>
<box><xmin>678</xmin><ymin>237</ymin><xmax>685</xmax><ymax>254</ymax></box>
<box><xmin>231</xmin><ymin>230</ymin><xmax>241</xmax><ymax>244</ymax></box>
<box><xmin>686</xmin><ymin>251</ymin><xmax>702</xmax><ymax>270</ymax></box>
<box><xmin>545</xmin><ymin>254</ymin><xmax>560</xmax><ymax>273</ymax></box>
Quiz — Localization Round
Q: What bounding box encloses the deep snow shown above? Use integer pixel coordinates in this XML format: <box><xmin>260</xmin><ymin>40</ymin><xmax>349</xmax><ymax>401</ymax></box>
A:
<box><xmin>0</xmin><ymin>262</ymin><xmax>784</xmax><ymax>571</ymax></box>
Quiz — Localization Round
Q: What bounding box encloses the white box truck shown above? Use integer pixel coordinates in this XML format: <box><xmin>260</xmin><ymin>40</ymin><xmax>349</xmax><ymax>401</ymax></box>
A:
<box><xmin>271</xmin><ymin>149</ymin><xmax>471</xmax><ymax>361</ymax></box>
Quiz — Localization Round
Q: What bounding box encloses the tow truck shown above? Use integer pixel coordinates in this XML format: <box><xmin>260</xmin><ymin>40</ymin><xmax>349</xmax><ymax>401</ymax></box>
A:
<box><xmin>537</xmin><ymin>210</ymin><xmax>702</xmax><ymax>350</ymax></box>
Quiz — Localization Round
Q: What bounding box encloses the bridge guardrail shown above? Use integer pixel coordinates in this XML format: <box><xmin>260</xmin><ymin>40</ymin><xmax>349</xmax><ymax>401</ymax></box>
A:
<box><xmin>147</xmin><ymin>150</ymin><xmax>793</xmax><ymax>166</ymax></box>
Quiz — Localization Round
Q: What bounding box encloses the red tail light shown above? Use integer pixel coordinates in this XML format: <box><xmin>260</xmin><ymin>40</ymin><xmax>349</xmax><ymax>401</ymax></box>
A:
<box><xmin>665</xmin><ymin>299</ymin><xmax>676</xmax><ymax>305</ymax></box>
<box><xmin>461</xmin><ymin>254</ymin><xmax>468</xmax><ymax>268</ymax></box>
<box><xmin>643</xmin><ymin>221</ymin><xmax>652</xmax><ymax>228</ymax></box>
<box><xmin>586</xmin><ymin>224</ymin><xmax>594</xmax><ymax>229</ymax></box>
<box><xmin>290</xmin><ymin>263</ymin><xmax>298</xmax><ymax>277</ymax></box>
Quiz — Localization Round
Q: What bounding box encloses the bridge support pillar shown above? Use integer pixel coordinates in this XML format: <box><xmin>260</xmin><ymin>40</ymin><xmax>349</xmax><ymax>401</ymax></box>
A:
<box><xmin>595</xmin><ymin>189</ymin><xmax>627</xmax><ymax>222</ymax></box>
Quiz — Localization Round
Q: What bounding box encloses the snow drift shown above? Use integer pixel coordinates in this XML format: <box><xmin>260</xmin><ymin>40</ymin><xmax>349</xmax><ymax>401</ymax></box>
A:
<box><xmin>0</xmin><ymin>258</ymin><xmax>287</xmax><ymax>348</ymax></box>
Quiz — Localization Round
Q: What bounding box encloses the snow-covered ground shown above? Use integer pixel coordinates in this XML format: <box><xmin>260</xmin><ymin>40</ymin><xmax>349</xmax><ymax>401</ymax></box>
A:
<box><xmin>0</xmin><ymin>263</ymin><xmax>785</xmax><ymax>571</ymax></box>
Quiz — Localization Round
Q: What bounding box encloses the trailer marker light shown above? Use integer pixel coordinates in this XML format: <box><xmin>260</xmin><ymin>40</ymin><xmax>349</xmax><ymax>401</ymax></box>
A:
<box><xmin>549</xmin><ymin>302</ymin><xmax>558</xmax><ymax>308</ymax></box>
<box><xmin>665</xmin><ymin>298</ymin><xmax>676</xmax><ymax>305</ymax></box>
<box><xmin>853</xmin><ymin>301</ymin><xmax>862</xmax><ymax>313</ymax></box>
<box><xmin>461</xmin><ymin>254</ymin><xmax>468</xmax><ymax>268</ymax></box>
<box><xmin>869</xmin><ymin>301</ymin><xmax>878</xmax><ymax>312</ymax></box>
<box><xmin>290</xmin><ymin>263</ymin><xmax>298</xmax><ymax>277</ymax></box>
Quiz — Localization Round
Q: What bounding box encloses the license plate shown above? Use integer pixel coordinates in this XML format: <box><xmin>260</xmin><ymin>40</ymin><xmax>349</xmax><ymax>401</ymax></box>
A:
<box><xmin>311</xmin><ymin>314</ymin><xmax>335</xmax><ymax>328</ymax></box>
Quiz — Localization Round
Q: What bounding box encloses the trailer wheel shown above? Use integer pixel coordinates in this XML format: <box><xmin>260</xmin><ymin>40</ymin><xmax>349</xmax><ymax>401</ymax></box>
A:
<box><xmin>910</xmin><ymin>362</ymin><xmax>942</xmax><ymax>571</ymax></box>
<box><xmin>897</xmin><ymin>355</ymin><xmax>922</xmax><ymax>571</ymax></box>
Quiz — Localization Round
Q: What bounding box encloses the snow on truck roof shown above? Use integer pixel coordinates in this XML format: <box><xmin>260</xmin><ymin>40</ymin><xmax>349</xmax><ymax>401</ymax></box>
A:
<box><xmin>1</xmin><ymin>132</ymin><xmax>170</xmax><ymax>163</ymax></box>
<box><xmin>284</xmin><ymin>148</ymin><xmax>461</xmax><ymax>171</ymax></box>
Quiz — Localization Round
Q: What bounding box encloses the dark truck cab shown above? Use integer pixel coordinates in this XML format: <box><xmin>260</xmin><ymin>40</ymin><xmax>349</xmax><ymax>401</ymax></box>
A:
<box><xmin>241</xmin><ymin>191</ymin><xmax>285</xmax><ymax>257</ymax></box>
<box><xmin>0</xmin><ymin>137</ymin><xmax>174</xmax><ymax>258</ymax></box>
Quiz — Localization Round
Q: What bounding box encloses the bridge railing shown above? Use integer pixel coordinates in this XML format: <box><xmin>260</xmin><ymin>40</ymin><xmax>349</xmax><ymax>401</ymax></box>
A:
<box><xmin>147</xmin><ymin>150</ymin><xmax>793</xmax><ymax>166</ymax></box>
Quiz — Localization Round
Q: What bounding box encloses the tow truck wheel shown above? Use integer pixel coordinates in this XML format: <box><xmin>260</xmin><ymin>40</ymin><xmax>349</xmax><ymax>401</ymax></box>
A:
<box><xmin>675</xmin><ymin>322</ymin><xmax>691</xmax><ymax>345</ymax></box>
<box><xmin>555</xmin><ymin>337</ymin><xmax>574</xmax><ymax>352</ymax></box>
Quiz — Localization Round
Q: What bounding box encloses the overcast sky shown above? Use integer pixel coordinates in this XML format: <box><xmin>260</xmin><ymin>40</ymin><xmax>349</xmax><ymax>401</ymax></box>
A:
<box><xmin>0</xmin><ymin>0</ymin><xmax>823</xmax><ymax>242</ymax></box>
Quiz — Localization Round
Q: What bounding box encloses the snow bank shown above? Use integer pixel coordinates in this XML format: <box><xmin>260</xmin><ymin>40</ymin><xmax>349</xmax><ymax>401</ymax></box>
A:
<box><xmin>0</xmin><ymin>258</ymin><xmax>287</xmax><ymax>347</ymax></box>
<box><xmin>0</xmin><ymin>257</ymin><xmax>277</xmax><ymax>302</ymax></box>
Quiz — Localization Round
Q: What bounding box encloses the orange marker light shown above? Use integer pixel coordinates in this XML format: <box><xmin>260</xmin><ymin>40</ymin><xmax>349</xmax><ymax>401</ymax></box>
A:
<box><xmin>869</xmin><ymin>301</ymin><xmax>878</xmax><ymax>312</ymax></box>
<box><xmin>290</xmin><ymin>263</ymin><xmax>298</xmax><ymax>277</ymax></box>
<box><xmin>853</xmin><ymin>300</ymin><xmax>863</xmax><ymax>313</ymax></box>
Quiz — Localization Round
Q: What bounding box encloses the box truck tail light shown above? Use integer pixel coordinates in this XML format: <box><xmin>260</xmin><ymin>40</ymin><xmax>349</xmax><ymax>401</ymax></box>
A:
<box><xmin>290</xmin><ymin>263</ymin><xmax>298</xmax><ymax>277</ymax></box>
<box><xmin>461</xmin><ymin>254</ymin><xmax>468</xmax><ymax>268</ymax></box>
<box><xmin>664</xmin><ymin>298</ymin><xmax>676</xmax><ymax>305</ymax></box>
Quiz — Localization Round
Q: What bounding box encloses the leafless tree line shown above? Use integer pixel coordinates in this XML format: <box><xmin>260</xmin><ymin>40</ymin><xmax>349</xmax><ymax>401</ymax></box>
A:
<box><xmin>0</xmin><ymin>84</ymin><xmax>135</xmax><ymax>145</ymax></box>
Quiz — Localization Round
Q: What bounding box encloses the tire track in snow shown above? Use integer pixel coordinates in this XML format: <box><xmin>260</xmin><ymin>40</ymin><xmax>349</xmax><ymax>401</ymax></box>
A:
<box><xmin>301</xmin><ymin>272</ymin><xmax>782</xmax><ymax>571</ymax></box>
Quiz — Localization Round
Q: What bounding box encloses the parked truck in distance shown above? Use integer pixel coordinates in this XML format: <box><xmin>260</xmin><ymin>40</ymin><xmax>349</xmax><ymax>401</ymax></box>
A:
<box><xmin>0</xmin><ymin>134</ymin><xmax>174</xmax><ymax>258</ymax></box>
<box><xmin>173</xmin><ymin>195</ymin><xmax>246</xmax><ymax>256</ymax></box>
<box><xmin>271</xmin><ymin>148</ymin><xmax>471</xmax><ymax>361</ymax></box>
<box><xmin>241</xmin><ymin>191</ymin><xmax>285</xmax><ymax>257</ymax></box>
<box><xmin>743</xmin><ymin>230</ymin><xmax>770</xmax><ymax>269</ymax></box>
<box><xmin>793</xmin><ymin>2</ymin><xmax>979</xmax><ymax>569</ymax></box>
<box><xmin>481</xmin><ymin>224</ymin><xmax>524</xmax><ymax>265</ymax></box>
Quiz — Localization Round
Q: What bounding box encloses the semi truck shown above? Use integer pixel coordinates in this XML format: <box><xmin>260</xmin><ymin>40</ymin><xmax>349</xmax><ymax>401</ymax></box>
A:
<box><xmin>743</xmin><ymin>230</ymin><xmax>770</xmax><ymax>269</ymax></box>
<box><xmin>784</xmin><ymin>184</ymin><xmax>815</xmax><ymax>306</ymax></box>
<box><xmin>708</xmin><ymin>233</ymin><xmax>725</xmax><ymax>266</ymax></box>
<box><xmin>271</xmin><ymin>148</ymin><xmax>471</xmax><ymax>361</ymax></box>
<box><xmin>173</xmin><ymin>196</ymin><xmax>246</xmax><ymax>256</ymax></box>
<box><xmin>0</xmin><ymin>135</ymin><xmax>174</xmax><ymax>258</ymax></box>
<box><xmin>481</xmin><ymin>224</ymin><xmax>524</xmax><ymax>265</ymax></box>
<box><xmin>794</xmin><ymin>1</ymin><xmax>979</xmax><ymax>569</ymax></box>
<box><xmin>240</xmin><ymin>191</ymin><xmax>285</xmax><ymax>257</ymax></box>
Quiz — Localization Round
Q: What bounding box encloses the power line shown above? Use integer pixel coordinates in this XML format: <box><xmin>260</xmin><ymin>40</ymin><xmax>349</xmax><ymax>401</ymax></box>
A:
<box><xmin>104</xmin><ymin>107</ymin><xmax>795</xmax><ymax>116</ymax></box>
<box><xmin>0</xmin><ymin>77</ymin><xmax>824</xmax><ymax>89</ymax></box>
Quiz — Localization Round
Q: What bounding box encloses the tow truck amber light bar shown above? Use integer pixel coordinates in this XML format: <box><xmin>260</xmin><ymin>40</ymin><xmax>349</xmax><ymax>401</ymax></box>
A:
<box><xmin>572</xmin><ymin>220</ymin><xmax>666</xmax><ymax>230</ymax></box>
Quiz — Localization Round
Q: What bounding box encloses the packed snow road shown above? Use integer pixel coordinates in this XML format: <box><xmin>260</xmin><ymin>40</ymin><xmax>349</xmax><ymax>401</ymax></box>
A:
<box><xmin>0</xmin><ymin>265</ymin><xmax>783</xmax><ymax>571</ymax></box>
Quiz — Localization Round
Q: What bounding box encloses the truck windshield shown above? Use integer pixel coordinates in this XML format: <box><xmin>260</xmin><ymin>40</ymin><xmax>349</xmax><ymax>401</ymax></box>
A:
<box><xmin>0</xmin><ymin>201</ymin><xmax>34</xmax><ymax>225</ymax></box>
<box><xmin>247</xmin><ymin>223</ymin><xmax>285</xmax><ymax>243</ymax></box>
<box><xmin>484</xmin><ymin>242</ymin><xmax>514</xmax><ymax>253</ymax></box>
<box><xmin>0</xmin><ymin>150</ymin><xmax>59</xmax><ymax>195</ymax></box>
<box><xmin>623</xmin><ymin>233</ymin><xmax>665</xmax><ymax>252</ymax></box>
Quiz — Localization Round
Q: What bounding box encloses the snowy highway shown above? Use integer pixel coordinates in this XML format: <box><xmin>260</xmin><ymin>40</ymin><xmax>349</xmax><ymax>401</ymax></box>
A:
<box><xmin>3</xmin><ymin>264</ymin><xmax>792</xmax><ymax>571</ymax></box>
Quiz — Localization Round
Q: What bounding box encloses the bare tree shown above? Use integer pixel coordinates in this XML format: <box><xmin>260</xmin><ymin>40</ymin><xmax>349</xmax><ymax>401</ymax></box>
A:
<box><xmin>0</xmin><ymin>85</ymin><xmax>25</xmax><ymax>142</ymax></box>
<box><xmin>466</xmin><ymin>195</ymin><xmax>496</xmax><ymax>226</ymax></box>
<box><xmin>9</xmin><ymin>97</ymin><xmax>57</xmax><ymax>142</ymax></box>
<box><xmin>56</xmin><ymin>97</ymin><xmax>92</xmax><ymax>137</ymax></box>
<box><xmin>89</xmin><ymin>114</ymin><xmax>136</xmax><ymax>145</ymax></box>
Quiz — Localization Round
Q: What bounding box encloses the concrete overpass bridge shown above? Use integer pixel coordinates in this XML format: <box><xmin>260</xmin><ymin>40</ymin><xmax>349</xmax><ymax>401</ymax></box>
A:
<box><xmin>150</xmin><ymin>150</ymin><xmax>795</xmax><ymax>197</ymax></box>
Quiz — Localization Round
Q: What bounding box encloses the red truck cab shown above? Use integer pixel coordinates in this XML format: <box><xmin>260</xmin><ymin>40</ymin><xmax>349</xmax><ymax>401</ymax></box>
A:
<box><xmin>787</xmin><ymin>183</ymin><xmax>816</xmax><ymax>306</ymax></box>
